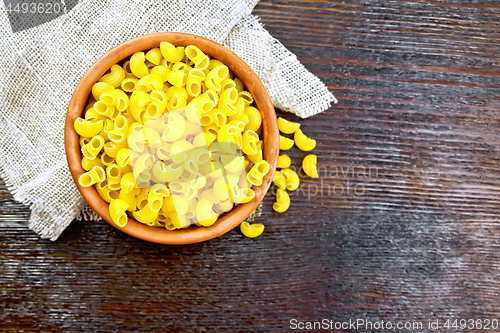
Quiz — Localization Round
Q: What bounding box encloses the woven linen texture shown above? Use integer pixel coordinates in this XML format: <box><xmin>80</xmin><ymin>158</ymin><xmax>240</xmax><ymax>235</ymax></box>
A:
<box><xmin>0</xmin><ymin>0</ymin><xmax>336</xmax><ymax>240</ymax></box>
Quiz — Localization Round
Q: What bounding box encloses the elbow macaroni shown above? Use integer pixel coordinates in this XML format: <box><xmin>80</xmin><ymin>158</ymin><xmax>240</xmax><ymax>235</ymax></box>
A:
<box><xmin>74</xmin><ymin>118</ymin><xmax>103</xmax><ymax>137</ymax></box>
<box><xmin>277</xmin><ymin>117</ymin><xmax>300</xmax><ymax>134</ymax></box>
<box><xmin>99</xmin><ymin>64</ymin><xmax>126</xmax><ymax>88</ymax></box>
<box><xmin>276</xmin><ymin>154</ymin><xmax>291</xmax><ymax>169</ymax></box>
<box><xmin>279</xmin><ymin>135</ymin><xmax>294</xmax><ymax>150</ymax></box>
<box><xmin>294</xmin><ymin>128</ymin><xmax>316</xmax><ymax>151</ymax></box>
<box><xmin>273</xmin><ymin>188</ymin><xmax>290</xmax><ymax>213</ymax></box>
<box><xmin>129</xmin><ymin>52</ymin><xmax>149</xmax><ymax>78</ymax></box>
<box><xmin>302</xmin><ymin>154</ymin><xmax>318</xmax><ymax>178</ymax></box>
<box><xmin>76</xmin><ymin>42</ymin><xmax>273</xmax><ymax>230</ymax></box>
<box><xmin>240</xmin><ymin>221</ymin><xmax>264</xmax><ymax>238</ymax></box>
<box><xmin>109</xmin><ymin>199</ymin><xmax>129</xmax><ymax>227</ymax></box>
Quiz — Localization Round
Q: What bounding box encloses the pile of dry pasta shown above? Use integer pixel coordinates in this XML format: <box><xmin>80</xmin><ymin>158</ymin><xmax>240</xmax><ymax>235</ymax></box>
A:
<box><xmin>74</xmin><ymin>42</ymin><xmax>272</xmax><ymax>231</ymax></box>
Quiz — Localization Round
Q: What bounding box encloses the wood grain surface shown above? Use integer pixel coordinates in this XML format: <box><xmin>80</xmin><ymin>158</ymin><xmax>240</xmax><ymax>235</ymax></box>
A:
<box><xmin>2</xmin><ymin>0</ymin><xmax>500</xmax><ymax>332</ymax></box>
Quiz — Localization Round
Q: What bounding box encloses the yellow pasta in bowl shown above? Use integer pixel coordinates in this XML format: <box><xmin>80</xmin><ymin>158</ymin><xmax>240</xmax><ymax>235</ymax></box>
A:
<box><xmin>65</xmin><ymin>33</ymin><xmax>279</xmax><ymax>244</ymax></box>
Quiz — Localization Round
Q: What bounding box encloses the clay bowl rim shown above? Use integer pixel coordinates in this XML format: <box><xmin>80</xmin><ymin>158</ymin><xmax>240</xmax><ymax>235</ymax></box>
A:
<box><xmin>64</xmin><ymin>32</ymin><xmax>279</xmax><ymax>245</ymax></box>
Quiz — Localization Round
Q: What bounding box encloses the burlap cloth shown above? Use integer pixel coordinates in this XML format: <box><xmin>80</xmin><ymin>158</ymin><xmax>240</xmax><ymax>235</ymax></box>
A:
<box><xmin>0</xmin><ymin>0</ymin><xmax>336</xmax><ymax>240</ymax></box>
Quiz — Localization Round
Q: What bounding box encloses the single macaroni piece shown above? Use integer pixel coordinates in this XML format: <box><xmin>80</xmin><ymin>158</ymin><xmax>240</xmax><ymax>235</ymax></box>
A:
<box><xmin>233</xmin><ymin>78</ymin><xmax>244</xmax><ymax>92</ymax></box>
<box><xmin>170</xmin><ymin>140</ymin><xmax>194</xmax><ymax>164</ymax></box>
<box><xmin>240</xmin><ymin>221</ymin><xmax>264</xmax><ymax>238</ymax></box>
<box><xmin>208</xmin><ymin>59</ymin><xmax>224</xmax><ymax>70</ymax></box>
<box><xmin>129</xmin><ymin>90</ymin><xmax>151</xmax><ymax>122</ymax></box>
<box><xmin>167</xmin><ymin>94</ymin><xmax>187</xmax><ymax>112</ymax></box>
<box><xmin>247</xmin><ymin>170</ymin><xmax>264</xmax><ymax>186</ymax></box>
<box><xmin>218</xmin><ymin>94</ymin><xmax>237</xmax><ymax>117</ymax></box>
<box><xmin>74</xmin><ymin>118</ymin><xmax>103</xmax><ymax>137</ymax></box>
<box><xmin>166</xmin><ymin>86</ymin><xmax>188</xmax><ymax>100</ymax></box>
<box><xmin>208</xmin><ymin>65</ymin><xmax>229</xmax><ymax>82</ymax></box>
<box><xmin>279</xmin><ymin>135</ymin><xmax>294</xmax><ymax>150</ymax></box>
<box><xmin>119</xmin><ymin>188</ymin><xmax>139</xmax><ymax>212</ymax></box>
<box><xmin>277</xmin><ymin>117</ymin><xmax>300</xmax><ymax>134</ymax></box>
<box><xmin>92</xmin><ymin>82</ymin><xmax>114</xmax><ymax>101</ymax></box>
<box><xmin>234</xmin><ymin>97</ymin><xmax>246</xmax><ymax>113</ymax></box>
<box><xmin>99</xmin><ymin>64</ymin><xmax>126</xmax><ymax>88</ymax></box>
<box><xmin>242</xmin><ymin>130</ymin><xmax>259</xmax><ymax>155</ymax></box>
<box><xmin>302</xmin><ymin>154</ymin><xmax>318</xmax><ymax>178</ymax></box>
<box><xmin>220</xmin><ymin>78</ymin><xmax>236</xmax><ymax>91</ymax></box>
<box><xmin>81</xmin><ymin>135</ymin><xmax>105</xmax><ymax>160</ymax></box>
<box><xmin>244</xmin><ymin>106</ymin><xmax>261</xmax><ymax>132</ymax></box>
<box><xmin>186</xmin><ymin>77</ymin><xmax>202</xmax><ymax>97</ymax></box>
<box><xmin>281</xmin><ymin>168</ymin><xmax>300</xmax><ymax>191</ymax></box>
<box><xmin>166</xmin><ymin>70</ymin><xmax>186</xmax><ymax>88</ymax></box>
<box><xmin>150</xmin><ymin>66</ymin><xmax>171</xmax><ymax>82</ymax></box>
<box><xmin>251</xmin><ymin>160</ymin><xmax>270</xmax><ymax>177</ymax></box>
<box><xmin>185</xmin><ymin>45</ymin><xmax>206</xmax><ymax>66</ymax></box>
<box><xmin>109</xmin><ymin>199</ymin><xmax>130</xmax><ymax>227</ymax></box>
<box><xmin>247</xmin><ymin>140</ymin><xmax>263</xmax><ymax>163</ymax></box>
<box><xmin>94</xmin><ymin>101</ymin><xmax>118</xmax><ymax>120</ymax></box>
<box><xmin>120</xmin><ymin>172</ymin><xmax>136</xmax><ymax>193</ymax></box>
<box><xmin>106</xmin><ymin>164</ymin><xmax>121</xmax><ymax>187</ymax></box>
<box><xmin>294</xmin><ymin>128</ymin><xmax>316</xmax><ymax>151</ymax></box>
<box><xmin>78</xmin><ymin>165</ymin><xmax>105</xmax><ymax>187</ymax></box>
<box><xmin>121</xmin><ymin>78</ymin><xmax>139</xmax><ymax>92</ymax></box>
<box><xmin>145</xmin><ymin>47</ymin><xmax>162</xmax><ymax>65</ymax></box>
<box><xmin>160</xmin><ymin>42</ymin><xmax>185</xmax><ymax>63</ymax></box>
<box><xmin>133</xmin><ymin>205</ymin><xmax>159</xmax><ymax>224</ymax></box>
<box><xmin>238</xmin><ymin>91</ymin><xmax>253</xmax><ymax>106</ymax></box>
<box><xmin>276</xmin><ymin>154</ymin><xmax>291</xmax><ymax>169</ymax></box>
<box><xmin>81</xmin><ymin>156</ymin><xmax>104</xmax><ymax>171</ymax></box>
<box><xmin>194</xmin><ymin>55</ymin><xmax>210</xmax><ymax>71</ymax></box>
<box><xmin>196</xmin><ymin>198</ymin><xmax>217</xmax><ymax>226</ymax></box>
<box><xmin>136</xmin><ymin>74</ymin><xmax>163</xmax><ymax>92</ymax></box>
<box><xmin>148</xmin><ymin>184</ymin><xmax>169</xmax><ymax>212</ymax></box>
<box><xmin>273</xmin><ymin>188</ymin><xmax>290</xmax><ymax>213</ymax></box>
<box><xmin>123</xmin><ymin>61</ymin><xmax>135</xmax><ymax>78</ymax></box>
<box><xmin>129</xmin><ymin>52</ymin><xmax>149</xmax><ymax>78</ymax></box>
<box><xmin>108</xmin><ymin>115</ymin><xmax>129</xmax><ymax>143</ymax></box>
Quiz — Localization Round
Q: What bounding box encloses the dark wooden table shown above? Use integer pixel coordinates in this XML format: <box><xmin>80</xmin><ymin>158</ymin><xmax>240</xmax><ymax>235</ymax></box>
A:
<box><xmin>2</xmin><ymin>0</ymin><xmax>500</xmax><ymax>332</ymax></box>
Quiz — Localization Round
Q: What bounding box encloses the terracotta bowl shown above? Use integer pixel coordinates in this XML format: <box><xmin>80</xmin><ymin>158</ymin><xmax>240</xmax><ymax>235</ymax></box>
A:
<box><xmin>65</xmin><ymin>32</ymin><xmax>279</xmax><ymax>244</ymax></box>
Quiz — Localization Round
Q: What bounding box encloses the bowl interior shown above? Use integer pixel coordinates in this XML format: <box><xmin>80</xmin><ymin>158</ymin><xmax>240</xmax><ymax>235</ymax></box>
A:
<box><xmin>65</xmin><ymin>32</ymin><xmax>279</xmax><ymax>244</ymax></box>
